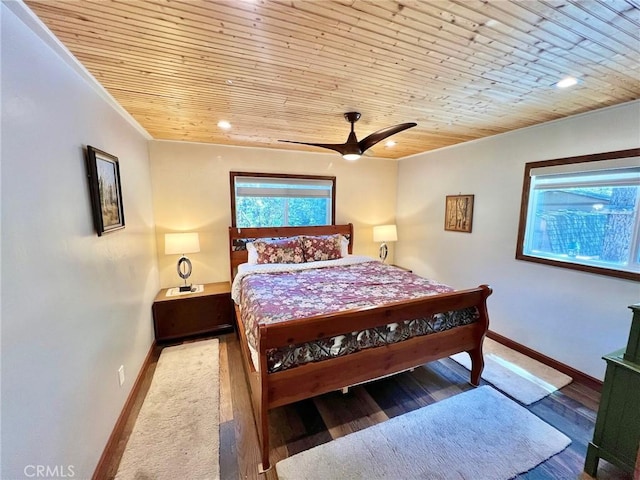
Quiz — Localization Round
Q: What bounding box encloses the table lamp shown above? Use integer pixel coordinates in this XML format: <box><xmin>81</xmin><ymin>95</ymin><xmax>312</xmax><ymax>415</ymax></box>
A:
<box><xmin>373</xmin><ymin>224</ymin><xmax>397</xmax><ymax>263</ymax></box>
<box><xmin>165</xmin><ymin>232</ymin><xmax>200</xmax><ymax>291</ymax></box>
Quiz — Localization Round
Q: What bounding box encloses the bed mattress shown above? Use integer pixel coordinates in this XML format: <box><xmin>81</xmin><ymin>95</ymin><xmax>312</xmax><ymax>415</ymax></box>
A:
<box><xmin>232</xmin><ymin>257</ymin><xmax>479</xmax><ymax>373</ymax></box>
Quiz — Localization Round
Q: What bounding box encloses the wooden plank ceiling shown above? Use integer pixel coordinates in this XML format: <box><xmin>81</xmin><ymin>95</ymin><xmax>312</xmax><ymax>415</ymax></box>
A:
<box><xmin>26</xmin><ymin>0</ymin><xmax>640</xmax><ymax>159</ymax></box>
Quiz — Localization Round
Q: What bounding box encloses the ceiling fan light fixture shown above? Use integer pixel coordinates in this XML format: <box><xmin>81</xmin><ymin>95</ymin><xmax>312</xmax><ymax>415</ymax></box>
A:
<box><xmin>278</xmin><ymin>112</ymin><xmax>416</xmax><ymax>160</ymax></box>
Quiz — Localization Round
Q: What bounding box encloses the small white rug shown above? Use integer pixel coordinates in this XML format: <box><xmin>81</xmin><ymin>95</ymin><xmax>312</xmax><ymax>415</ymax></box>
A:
<box><xmin>115</xmin><ymin>339</ymin><xmax>220</xmax><ymax>480</ymax></box>
<box><xmin>276</xmin><ymin>386</ymin><xmax>571</xmax><ymax>480</ymax></box>
<box><xmin>450</xmin><ymin>337</ymin><xmax>572</xmax><ymax>405</ymax></box>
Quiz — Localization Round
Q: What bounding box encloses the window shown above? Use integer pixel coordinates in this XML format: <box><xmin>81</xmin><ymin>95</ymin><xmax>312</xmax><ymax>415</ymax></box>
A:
<box><xmin>516</xmin><ymin>149</ymin><xmax>640</xmax><ymax>281</ymax></box>
<box><xmin>230</xmin><ymin>172</ymin><xmax>336</xmax><ymax>228</ymax></box>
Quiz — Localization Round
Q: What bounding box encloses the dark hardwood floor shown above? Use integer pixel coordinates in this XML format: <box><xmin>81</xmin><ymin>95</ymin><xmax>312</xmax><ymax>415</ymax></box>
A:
<box><xmin>103</xmin><ymin>333</ymin><xmax>633</xmax><ymax>480</ymax></box>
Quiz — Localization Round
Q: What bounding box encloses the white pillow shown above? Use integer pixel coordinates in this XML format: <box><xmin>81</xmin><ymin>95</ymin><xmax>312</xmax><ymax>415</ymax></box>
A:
<box><xmin>246</xmin><ymin>241</ymin><xmax>258</xmax><ymax>264</ymax></box>
<box><xmin>340</xmin><ymin>235</ymin><xmax>349</xmax><ymax>256</ymax></box>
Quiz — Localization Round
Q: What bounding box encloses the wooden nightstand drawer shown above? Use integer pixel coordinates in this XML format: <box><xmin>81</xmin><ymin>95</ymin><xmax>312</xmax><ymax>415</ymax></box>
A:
<box><xmin>152</xmin><ymin>282</ymin><xmax>233</xmax><ymax>342</ymax></box>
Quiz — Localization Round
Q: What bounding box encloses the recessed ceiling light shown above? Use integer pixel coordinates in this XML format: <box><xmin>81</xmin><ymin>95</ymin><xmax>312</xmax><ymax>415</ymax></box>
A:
<box><xmin>555</xmin><ymin>77</ymin><xmax>578</xmax><ymax>89</ymax></box>
<box><xmin>385</xmin><ymin>140</ymin><xmax>397</xmax><ymax>147</ymax></box>
<box><xmin>217</xmin><ymin>120</ymin><xmax>231</xmax><ymax>130</ymax></box>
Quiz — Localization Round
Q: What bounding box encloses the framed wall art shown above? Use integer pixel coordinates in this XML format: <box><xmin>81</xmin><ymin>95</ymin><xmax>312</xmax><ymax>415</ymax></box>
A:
<box><xmin>86</xmin><ymin>145</ymin><xmax>125</xmax><ymax>236</ymax></box>
<box><xmin>445</xmin><ymin>194</ymin><xmax>474</xmax><ymax>233</ymax></box>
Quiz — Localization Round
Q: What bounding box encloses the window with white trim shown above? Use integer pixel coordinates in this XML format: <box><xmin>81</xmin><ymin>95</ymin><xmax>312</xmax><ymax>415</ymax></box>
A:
<box><xmin>516</xmin><ymin>149</ymin><xmax>640</xmax><ymax>281</ymax></box>
<box><xmin>230</xmin><ymin>172</ymin><xmax>335</xmax><ymax>228</ymax></box>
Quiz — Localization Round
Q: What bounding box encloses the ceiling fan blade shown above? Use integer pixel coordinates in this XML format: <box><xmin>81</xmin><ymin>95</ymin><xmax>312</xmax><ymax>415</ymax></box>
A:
<box><xmin>358</xmin><ymin>122</ymin><xmax>417</xmax><ymax>153</ymax></box>
<box><xmin>278</xmin><ymin>114</ymin><xmax>415</xmax><ymax>160</ymax></box>
<box><xmin>278</xmin><ymin>140</ymin><xmax>347</xmax><ymax>155</ymax></box>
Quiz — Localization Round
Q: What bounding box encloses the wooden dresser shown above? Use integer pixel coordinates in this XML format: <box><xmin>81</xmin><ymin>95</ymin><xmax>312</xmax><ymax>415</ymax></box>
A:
<box><xmin>584</xmin><ymin>303</ymin><xmax>640</xmax><ymax>478</ymax></box>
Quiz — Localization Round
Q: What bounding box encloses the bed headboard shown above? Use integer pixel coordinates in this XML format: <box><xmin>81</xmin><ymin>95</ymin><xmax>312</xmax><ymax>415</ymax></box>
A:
<box><xmin>228</xmin><ymin>223</ymin><xmax>354</xmax><ymax>280</ymax></box>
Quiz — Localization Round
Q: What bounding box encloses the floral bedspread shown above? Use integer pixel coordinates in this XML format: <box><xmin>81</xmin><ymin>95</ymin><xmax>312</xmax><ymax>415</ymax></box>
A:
<box><xmin>237</xmin><ymin>259</ymin><xmax>479</xmax><ymax>373</ymax></box>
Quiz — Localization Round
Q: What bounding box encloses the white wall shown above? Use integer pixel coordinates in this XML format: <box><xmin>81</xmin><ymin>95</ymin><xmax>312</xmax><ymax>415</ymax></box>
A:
<box><xmin>396</xmin><ymin>101</ymin><xmax>640</xmax><ymax>380</ymax></box>
<box><xmin>149</xmin><ymin>141</ymin><xmax>398</xmax><ymax>287</ymax></box>
<box><xmin>1</xmin><ymin>4</ymin><xmax>159</xmax><ymax>478</ymax></box>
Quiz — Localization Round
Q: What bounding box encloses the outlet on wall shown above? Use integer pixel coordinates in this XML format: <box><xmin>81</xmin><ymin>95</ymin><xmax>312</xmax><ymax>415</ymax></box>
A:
<box><xmin>118</xmin><ymin>365</ymin><xmax>125</xmax><ymax>387</ymax></box>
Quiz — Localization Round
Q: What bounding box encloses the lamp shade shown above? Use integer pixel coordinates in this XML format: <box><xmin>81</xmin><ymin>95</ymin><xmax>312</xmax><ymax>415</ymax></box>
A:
<box><xmin>373</xmin><ymin>224</ymin><xmax>398</xmax><ymax>242</ymax></box>
<box><xmin>165</xmin><ymin>232</ymin><xmax>200</xmax><ymax>255</ymax></box>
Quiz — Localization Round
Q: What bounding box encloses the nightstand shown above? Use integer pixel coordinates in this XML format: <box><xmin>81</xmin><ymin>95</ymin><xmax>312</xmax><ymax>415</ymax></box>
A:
<box><xmin>152</xmin><ymin>282</ymin><xmax>234</xmax><ymax>342</ymax></box>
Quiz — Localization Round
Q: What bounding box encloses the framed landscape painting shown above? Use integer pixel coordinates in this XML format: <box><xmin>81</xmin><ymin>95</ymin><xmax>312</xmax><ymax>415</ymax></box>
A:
<box><xmin>86</xmin><ymin>146</ymin><xmax>125</xmax><ymax>236</ymax></box>
<box><xmin>445</xmin><ymin>194</ymin><xmax>474</xmax><ymax>233</ymax></box>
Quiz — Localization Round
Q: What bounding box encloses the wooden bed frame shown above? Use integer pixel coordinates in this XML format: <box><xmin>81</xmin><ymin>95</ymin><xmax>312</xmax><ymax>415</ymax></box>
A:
<box><xmin>228</xmin><ymin>224</ymin><xmax>492</xmax><ymax>472</ymax></box>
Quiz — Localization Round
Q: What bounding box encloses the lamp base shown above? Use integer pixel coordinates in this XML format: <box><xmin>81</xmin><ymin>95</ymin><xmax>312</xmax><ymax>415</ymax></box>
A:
<box><xmin>177</xmin><ymin>256</ymin><xmax>194</xmax><ymax>292</ymax></box>
<box><xmin>379</xmin><ymin>242</ymin><xmax>388</xmax><ymax>263</ymax></box>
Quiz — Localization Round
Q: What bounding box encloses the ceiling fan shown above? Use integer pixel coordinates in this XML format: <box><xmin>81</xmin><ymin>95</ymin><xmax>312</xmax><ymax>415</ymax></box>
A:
<box><xmin>279</xmin><ymin>112</ymin><xmax>417</xmax><ymax>161</ymax></box>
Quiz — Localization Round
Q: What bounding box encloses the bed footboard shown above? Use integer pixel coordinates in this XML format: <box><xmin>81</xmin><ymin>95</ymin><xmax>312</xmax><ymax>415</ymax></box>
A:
<box><xmin>238</xmin><ymin>284</ymin><xmax>492</xmax><ymax>471</ymax></box>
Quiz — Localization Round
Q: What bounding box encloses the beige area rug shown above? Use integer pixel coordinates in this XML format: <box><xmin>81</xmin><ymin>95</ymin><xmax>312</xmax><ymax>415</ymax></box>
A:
<box><xmin>450</xmin><ymin>337</ymin><xmax>572</xmax><ymax>405</ymax></box>
<box><xmin>115</xmin><ymin>339</ymin><xmax>220</xmax><ymax>480</ymax></box>
<box><xmin>276</xmin><ymin>386</ymin><xmax>571</xmax><ymax>480</ymax></box>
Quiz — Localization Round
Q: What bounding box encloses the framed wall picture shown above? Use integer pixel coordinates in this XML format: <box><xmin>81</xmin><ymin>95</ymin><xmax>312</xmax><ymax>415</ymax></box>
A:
<box><xmin>86</xmin><ymin>146</ymin><xmax>125</xmax><ymax>236</ymax></box>
<box><xmin>445</xmin><ymin>194</ymin><xmax>474</xmax><ymax>233</ymax></box>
